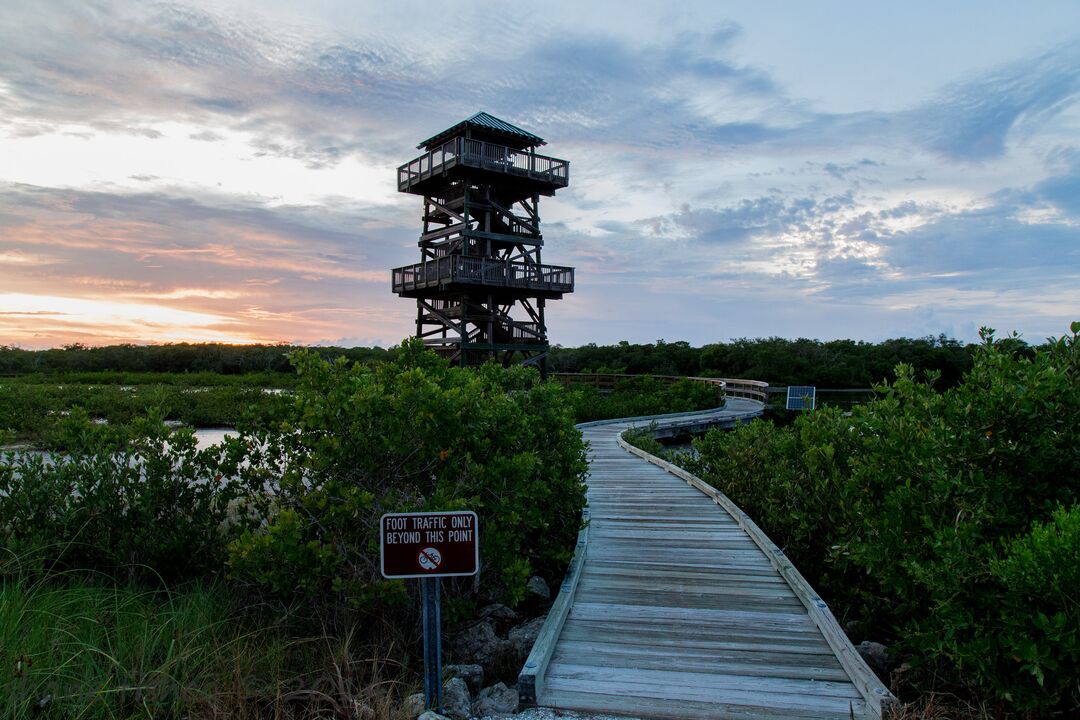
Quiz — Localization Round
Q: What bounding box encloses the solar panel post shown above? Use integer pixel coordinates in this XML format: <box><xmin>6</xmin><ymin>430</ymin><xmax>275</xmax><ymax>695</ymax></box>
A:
<box><xmin>786</xmin><ymin>385</ymin><xmax>817</xmax><ymax>411</ymax></box>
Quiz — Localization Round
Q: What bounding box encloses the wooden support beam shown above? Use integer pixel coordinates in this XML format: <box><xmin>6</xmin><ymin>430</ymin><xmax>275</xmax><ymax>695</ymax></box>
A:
<box><xmin>428</xmin><ymin>198</ymin><xmax>466</xmax><ymax>224</ymax></box>
<box><xmin>421</xmin><ymin>222</ymin><xmax>466</xmax><ymax>243</ymax></box>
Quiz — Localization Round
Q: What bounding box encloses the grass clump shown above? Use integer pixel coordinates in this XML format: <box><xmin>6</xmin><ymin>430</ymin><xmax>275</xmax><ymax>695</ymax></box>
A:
<box><xmin>0</xmin><ymin>566</ymin><xmax>416</xmax><ymax>719</ymax></box>
<box><xmin>1</xmin><ymin>571</ymin><xmax>268</xmax><ymax>718</ymax></box>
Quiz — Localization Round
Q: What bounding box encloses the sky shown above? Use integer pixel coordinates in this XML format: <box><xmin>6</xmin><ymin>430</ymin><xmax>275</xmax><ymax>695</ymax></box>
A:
<box><xmin>1</xmin><ymin>0</ymin><xmax>1079</xmax><ymax>349</ymax></box>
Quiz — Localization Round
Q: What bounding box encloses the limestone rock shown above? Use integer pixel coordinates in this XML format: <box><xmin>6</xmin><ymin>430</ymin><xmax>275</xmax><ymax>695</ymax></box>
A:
<box><xmin>525</xmin><ymin>576</ymin><xmax>551</xmax><ymax>602</ymax></box>
<box><xmin>479</xmin><ymin>604</ymin><xmax>520</xmax><ymax>630</ymax></box>
<box><xmin>445</xmin><ymin>663</ymin><xmax>484</xmax><ymax>694</ymax></box>
<box><xmin>473</xmin><ymin>682</ymin><xmax>518</xmax><ymax>716</ymax></box>
<box><xmin>441</xmin><ymin>677</ymin><xmax>471</xmax><ymax>720</ymax></box>
<box><xmin>501</xmin><ymin>615</ymin><xmax>548</xmax><ymax>670</ymax></box>
<box><xmin>450</xmin><ymin>620</ymin><xmax>501</xmax><ymax>667</ymax></box>
<box><xmin>402</xmin><ymin>693</ymin><xmax>425</xmax><ymax>719</ymax></box>
<box><xmin>891</xmin><ymin>661</ymin><xmax>913</xmax><ymax>689</ymax></box>
<box><xmin>856</xmin><ymin>640</ymin><xmax>890</xmax><ymax>678</ymax></box>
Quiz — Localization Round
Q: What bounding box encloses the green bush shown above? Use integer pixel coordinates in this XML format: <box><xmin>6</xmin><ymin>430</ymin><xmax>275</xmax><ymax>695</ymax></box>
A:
<box><xmin>983</xmin><ymin>504</ymin><xmax>1080</xmax><ymax>710</ymax></box>
<box><xmin>689</xmin><ymin>405</ymin><xmax>863</xmax><ymax>594</ymax></box>
<box><xmin>567</xmin><ymin>376</ymin><xmax>720</xmax><ymax>422</ymax></box>
<box><xmin>226</xmin><ymin>341</ymin><xmax>588</xmax><ymax>611</ymax></box>
<box><xmin>622</xmin><ymin>423</ymin><xmax>667</xmax><ymax>458</ymax></box>
<box><xmin>688</xmin><ymin>323</ymin><xmax>1080</xmax><ymax>715</ymax></box>
<box><xmin>0</xmin><ymin>411</ymin><xmax>258</xmax><ymax>582</ymax></box>
<box><xmin>0</xmin><ymin>380</ymin><xmax>288</xmax><ymax>446</ymax></box>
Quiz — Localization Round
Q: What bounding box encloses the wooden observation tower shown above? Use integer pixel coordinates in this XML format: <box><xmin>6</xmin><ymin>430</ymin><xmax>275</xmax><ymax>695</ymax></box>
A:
<box><xmin>390</xmin><ymin>112</ymin><xmax>574</xmax><ymax>378</ymax></box>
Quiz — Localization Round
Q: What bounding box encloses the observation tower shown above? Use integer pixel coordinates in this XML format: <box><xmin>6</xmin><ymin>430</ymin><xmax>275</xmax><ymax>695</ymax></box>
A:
<box><xmin>390</xmin><ymin>112</ymin><xmax>574</xmax><ymax>378</ymax></box>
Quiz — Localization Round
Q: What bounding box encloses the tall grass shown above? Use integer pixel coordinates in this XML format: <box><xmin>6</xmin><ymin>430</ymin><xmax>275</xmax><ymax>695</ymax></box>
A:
<box><xmin>0</xmin><ymin>568</ymin><xmax>415</xmax><ymax>719</ymax></box>
<box><xmin>2</xmin><ymin>571</ymin><xmax>264</xmax><ymax>718</ymax></box>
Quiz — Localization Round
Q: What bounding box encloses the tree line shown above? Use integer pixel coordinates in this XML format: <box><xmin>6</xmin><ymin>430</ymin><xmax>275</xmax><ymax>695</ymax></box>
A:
<box><xmin>551</xmin><ymin>335</ymin><xmax>981</xmax><ymax>387</ymax></box>
<box><xmin>1</xmin><ymin>334</ymin><xmax>1008</xmax><ymax>388</ymax></box>
<box><xmin>0</xmin><ymin>342</ymin><xmax>394</xmax><ymax>375</ymax></box>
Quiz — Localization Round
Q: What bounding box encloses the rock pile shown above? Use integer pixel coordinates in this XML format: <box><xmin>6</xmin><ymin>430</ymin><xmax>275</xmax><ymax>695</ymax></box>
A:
<box><xmin>402</xmin><ymin>576</ymin><xmax>554</xmax><ymax>719</ymax></box>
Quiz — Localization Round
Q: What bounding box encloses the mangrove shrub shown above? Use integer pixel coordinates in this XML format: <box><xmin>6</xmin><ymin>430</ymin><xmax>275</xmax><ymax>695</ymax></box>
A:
<box><xmin>227</xmin><ymin>341</ymin><xmax>588</xmax><ymax>610</ymax></box>
<box><xmin>689</xmin><ymin>324</ymin><xmax>1080</xmax><ymax>714</ymax></box>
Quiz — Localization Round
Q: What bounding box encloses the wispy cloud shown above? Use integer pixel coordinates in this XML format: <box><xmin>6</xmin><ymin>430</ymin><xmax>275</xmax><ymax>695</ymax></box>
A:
<box><xmin>915</xmin><ymin>43</ymin><xmax>1080</xmax><ymax>161</ymax></box>
<box><xmin>0</xmin><ymin>250</ymin><xmax>66</xmax><ymax>266</ymax></box>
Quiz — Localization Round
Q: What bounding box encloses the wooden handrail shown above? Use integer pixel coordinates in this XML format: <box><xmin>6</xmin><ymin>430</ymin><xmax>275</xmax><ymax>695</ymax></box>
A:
<box><xmin>615</xmin><ymin>429</ymin><xmax>896</xmax><ymax>717</ymax></box>
<box><xmin>398</xmin><ymin>137</ymin><xmax>570</xmax><ymax>191</ymax></box>
<box><xmin>392</xmin><ymin>257</ymin><xmax>574</xmax><ymax>294</ymax></box>
<box><xmin>718</xmin><ymin>377</ymin><xmax>770</xmax><ymax>402</ymax></box>
<box><xmin>551</xmin><ymin>373</ymin><xmax>769</xmax><ymax>403</ymax></box>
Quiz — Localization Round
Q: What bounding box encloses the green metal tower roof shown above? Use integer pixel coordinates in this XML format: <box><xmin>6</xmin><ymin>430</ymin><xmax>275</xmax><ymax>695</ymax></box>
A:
<box><xmin>418</xmin><ymin>111</ymin><xmax>546</xmax><ymax>150</ymax></box>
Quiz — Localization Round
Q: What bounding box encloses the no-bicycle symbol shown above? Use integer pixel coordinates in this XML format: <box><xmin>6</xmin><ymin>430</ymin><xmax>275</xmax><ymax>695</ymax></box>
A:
<box><xmin>418</xmin><ymin>547</ymin><xmax>442</xmax><ymax>571</ymax></box>
<box><xmin>380</xmin><ymin>511</ymin><xmax>479</xmax><ymax>579</ymax></box>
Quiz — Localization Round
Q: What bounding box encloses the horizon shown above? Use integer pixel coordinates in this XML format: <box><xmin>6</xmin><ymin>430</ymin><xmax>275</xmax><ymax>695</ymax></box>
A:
<box><xmin>0</xmin><ymin>330</ymin><xmax>1020</xmax><ymax>354</ymax></box>
<box><xmin>2</xmin><ymin>1</ymin><xmax>1079</xmax><ymax>349</ymax></box>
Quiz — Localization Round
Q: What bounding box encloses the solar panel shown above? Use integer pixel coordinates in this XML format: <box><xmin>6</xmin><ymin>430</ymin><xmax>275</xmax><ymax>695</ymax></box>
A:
<box><xmin>786</xmin><ymin>385</ymin><xmax>817</xmax><ymax>411</ymax></box>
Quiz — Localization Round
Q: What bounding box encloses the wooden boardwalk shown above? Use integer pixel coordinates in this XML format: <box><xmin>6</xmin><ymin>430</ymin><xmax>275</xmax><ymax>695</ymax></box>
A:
<box><xmin>520</xmin><ymin>399</ymin><xmax>893</xmax><ymax>719</ymax></box>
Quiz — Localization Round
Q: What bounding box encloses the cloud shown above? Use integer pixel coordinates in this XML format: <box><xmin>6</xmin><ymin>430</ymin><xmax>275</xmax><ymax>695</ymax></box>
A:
<box><xmin>660</xmin><ymin>191</ymin><xmax>856</xmax><ymax>248</ymax></box>
<box><xmin>1032</xmin><ymin>152</ymin><xmax>1080</xmax><ymax>218</ymax></box>
<box><xmin>0</xmin><ymin>181</ymin><xmax>415</xmax><ymax>347</ymax></box>
<box><xmin>188</xmin><ymin>129</ymin><xmax>223</xmax><ymax>142</ymax></box>
<box><xmin>915</xmin><ymin>42</ymin><xmax>1080</xmax><ymax>161</ymax></box>
<box><xmin>822</xmin><ymin>159</ymin><xmax>882</xmax><ymax>179</ymax></box>
<box><xmin>0</xmin><ymin>291</ymin><xmax>263</xmax><ymax>345</ymax></box>
<box><xmin>0</xmin><ymin>249</ymin><xmax>65</xmax><ymax>266</ymax></box>
<box><xmin>124</xmin><ymin>287</ymin><xmax>248</xmax><ymax>300</ymax></box>
<box><xmin>0</xmin><ymin>1</ymin><xmax>422</xmax><ymax>166</ymax></box>
<box><xmin>0</xmin><ymin>2</ymin><xmax>796</xmax><ymax>167</ymax></box>
<box><xmin>0</xmin><ymin>182</ymin><xmax>397</xmax><ymax>280</ymax></box>
<box><xmin>2</xmin><ymin>1</ymin><xmax>1076</xmax><ymax>176</ymax></box>
<box><xmin>881</xmin><ymin>206</ymin><xmax>1078</xmax><ymax>280</ymax></box>
<box><xmin>619</xmin><ymin>169</ymin><xmax>1080</xmax><ymax>330</ymax></box>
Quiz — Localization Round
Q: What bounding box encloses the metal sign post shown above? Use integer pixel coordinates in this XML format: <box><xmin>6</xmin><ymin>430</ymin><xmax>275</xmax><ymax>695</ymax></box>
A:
<box><xmin>380</xmin><ymin>511</ymin><xmax>480</xmax><ymax>713</ymax></box>
<box><xmin>421</xmin><ymin>576</ymin><xmax>442</xmax><ymax>710</ymax></box>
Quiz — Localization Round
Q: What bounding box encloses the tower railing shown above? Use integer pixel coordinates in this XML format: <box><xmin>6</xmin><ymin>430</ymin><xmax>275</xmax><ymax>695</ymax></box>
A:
<box><xmin>509</xmin><ymin>322</ymin><xmax>542</xmax><ymax>340</ymax></box>
<box><xmin>398</xmin><ymin>137</ymin><xmax>570</xmax><ymax>192</ymax></box>
<box><xmin>392</xmin><ymin>256</ymin><xmax>574</xmax><ymax>294</ymax></box>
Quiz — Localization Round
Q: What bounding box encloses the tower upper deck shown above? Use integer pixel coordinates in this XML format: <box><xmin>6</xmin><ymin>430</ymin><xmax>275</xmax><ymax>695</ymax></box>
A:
<box><xmin>397</xmin><ymin>112</ymin><xmax>569</xmax><ymax>198</ymax></box>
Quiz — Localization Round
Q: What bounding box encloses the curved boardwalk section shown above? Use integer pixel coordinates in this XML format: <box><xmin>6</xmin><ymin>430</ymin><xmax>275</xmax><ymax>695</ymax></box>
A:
<box><xmin>520</xmin><ymin>398</ymin><xmax>893</xmax><ymax>720</ymax></box>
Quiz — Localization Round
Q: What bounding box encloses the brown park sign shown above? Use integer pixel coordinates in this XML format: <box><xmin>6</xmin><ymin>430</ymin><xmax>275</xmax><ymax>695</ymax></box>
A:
<box><xmin>380</xmin><ymin>511</ymin><xmax>479</xmax><ymax>579</ymax></box>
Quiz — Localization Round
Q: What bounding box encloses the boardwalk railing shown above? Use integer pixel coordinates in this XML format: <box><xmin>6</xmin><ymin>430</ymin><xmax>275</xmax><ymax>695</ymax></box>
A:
<box><xmin>719</xmin><ymin>377</ymin><xmax>769</xmax><ymax>403</ymax></box>
<box><xmin>552</xmin><ymin>373</ymin><xmax>769</xmax><ymax>403</ymax></box>
<box><xmin>614</xmin><ymin>427</ymin><xmax>896</xmax><ymax>718</ymax></box>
